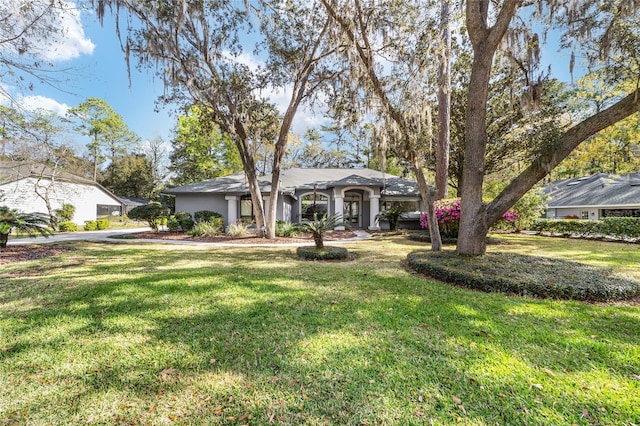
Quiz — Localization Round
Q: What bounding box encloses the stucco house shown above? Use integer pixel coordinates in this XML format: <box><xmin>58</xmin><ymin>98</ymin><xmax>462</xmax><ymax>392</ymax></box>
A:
<box><xmin>0</xmin><ymin>161</ymin><xmax>124</xmax><ymax>225</ymax></box>
<box><xmin>544</xmin><ymin>173</ymin><xmax>640</xmax><ymax>220</ymax></box>
<box><xmin>163</xmin><ymin>168</ymin><xmax>423</xmax><ymax>230</ymax></box>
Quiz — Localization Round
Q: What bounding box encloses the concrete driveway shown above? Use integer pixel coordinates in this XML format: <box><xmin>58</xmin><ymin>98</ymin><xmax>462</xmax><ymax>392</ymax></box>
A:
<box><xmin>7</xmin><ymin>228</ymin><xmax>373</xmax><ymax>247</ymax></box>
<box><xmin>7</xmin><ymin>228</ymin><xmax>151</xmax><ymax>245</ymax></box>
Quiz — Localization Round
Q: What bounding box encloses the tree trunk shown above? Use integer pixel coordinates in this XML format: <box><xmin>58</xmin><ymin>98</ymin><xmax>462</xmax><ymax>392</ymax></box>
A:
<box><xmin>413</xmin><ymin>159</ymin><xmax>442</xmax><ymax>251</ymax></box>
<box><xmin>436</xmin><ymin>0</ymin><xmax>451</xmax><ymax>200</ymax></box>
<box><xmin>266</xmin><ymin>113</ymin><xmax>293</xmax><ymax>239</ymax></box>
<box><xmin>0</xmin><ymin>232</ymin><xmax>8</xmax><ymax>249</ymax></box>
<box><xmin>457</xmin><ymin>48</ymin><xmax>494</xmax><ymax>255</ymax></box>
<box><xmin>231</xmin><ymin>119</ymin><xmax>266</xmax><ymax>235</ymax></box>
<box><xmin>457</xmin><ymin>0</ymin><xmax>520</xmax><ymax>256</ymax></box>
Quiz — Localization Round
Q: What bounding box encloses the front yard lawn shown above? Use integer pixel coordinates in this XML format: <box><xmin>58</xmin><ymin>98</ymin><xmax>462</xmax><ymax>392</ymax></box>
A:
<box><xmin>1</xmin><ymin>234</ymin><xmax>639</xmax><ymax>425</ymax></box>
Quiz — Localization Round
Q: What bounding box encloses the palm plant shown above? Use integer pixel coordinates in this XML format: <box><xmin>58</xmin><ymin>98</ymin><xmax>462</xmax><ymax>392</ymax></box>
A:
<box><xmin>297</xmin><ymin>213</ymin><xmax>346</xmax><ymax>249</ymax></box>
<box><xmin>0</xmin><ymin>207</ymin><xmax>52</xmax><ymax>249</ymax></box>
<box><xmin>376</xmin><ymin>204</ymin><xmax>407</xmax><ymax>231</ymax></box>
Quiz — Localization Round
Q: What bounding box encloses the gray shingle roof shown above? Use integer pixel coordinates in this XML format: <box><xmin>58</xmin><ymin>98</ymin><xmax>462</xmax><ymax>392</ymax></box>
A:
<box><xmin>545</xmin><ymin>173</ymin><xmax>640</xmax><ymax>207</ymax></box>
<box><xmin>163</xmin><ymin>168</ymin><xmax>420</xmax><ymax>196</ymax></box>
<box><xmin>163</xmin><ymin>173</ymin><xmax>269</xmax><ymax>194</ymax></box>
<box><xmin>0</xmin><ymin>161</ymin><xmax>95</xmax><ymax>186</ymax></box>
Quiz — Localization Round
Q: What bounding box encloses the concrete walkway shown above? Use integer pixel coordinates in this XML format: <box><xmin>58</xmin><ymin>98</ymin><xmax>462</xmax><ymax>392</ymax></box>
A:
<box><xmin>7</xmin><ymin>227</ymin><xmax>151</xmax><ymax>245</ymax></box>
<box><xmin>8</xmin><ymin>228</ymin><xmax>372</xmax><ymax>247</ymax></box>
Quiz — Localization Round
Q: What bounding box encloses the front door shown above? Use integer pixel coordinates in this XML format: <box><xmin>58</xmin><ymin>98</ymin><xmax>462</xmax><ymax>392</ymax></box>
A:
<box><xmin>343</xmin><ymin>192</ymin><xmax>361</xmax><ymax>227</ymax></box>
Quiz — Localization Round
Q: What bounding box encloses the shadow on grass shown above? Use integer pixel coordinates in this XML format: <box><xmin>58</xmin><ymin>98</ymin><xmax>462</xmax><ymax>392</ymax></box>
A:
<box><xmin>1</xmin><ymin>241</ymin><xmax>639</xmax><ymax>424</ymax></box>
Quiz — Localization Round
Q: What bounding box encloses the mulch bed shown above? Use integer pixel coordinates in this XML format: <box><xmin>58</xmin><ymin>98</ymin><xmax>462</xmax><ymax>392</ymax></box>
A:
<box><xmin>0</xmin><ymin>245</ymin><xmax>76</xmax><ymax>265</ymax></box>
<box><xmin>129</xmin><ymin>230</ymin><xmax>357</xmax><ymax>244</ymax></box>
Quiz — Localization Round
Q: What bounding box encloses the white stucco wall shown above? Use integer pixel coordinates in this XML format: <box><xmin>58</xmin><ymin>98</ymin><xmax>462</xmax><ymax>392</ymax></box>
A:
<box><xmin>1</xmin><ymin>177</ymin><xmax>122</xmax><ymax>224</ymax></box>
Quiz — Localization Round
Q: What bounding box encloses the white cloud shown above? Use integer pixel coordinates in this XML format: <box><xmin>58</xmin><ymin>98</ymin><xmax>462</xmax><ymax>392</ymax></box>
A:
<box><xmin>0</xmin><ymin>0</ymin><xmax>94</xmax><ymax>61</ymax></box>
<box><xmin>43</xmin><ymin>2</ymin><xmax>95</xmax><ymax>61</ymax></box>
<box><xmin>16</xmin><ymin>95</ymin><xmax>70</xmax><ymax>116</ymax></box>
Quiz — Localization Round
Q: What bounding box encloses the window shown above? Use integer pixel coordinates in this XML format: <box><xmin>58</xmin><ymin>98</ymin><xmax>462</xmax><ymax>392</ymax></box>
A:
<box><xmin>601</xmin><ymin>208</ymin><xmax>640</xmax><ymax>218</ymax></box>
<box><xmin>240</xmin><ymin>196</ymin><xmax>253</xmax><ymax>221</ymax></box>
<box><xmin>581</xmin><ymin>211</ymin><xmax>589</xmax><ymax>220</ymax></box>
<box><xmin>381</xmin><ymin>200</ymin><xmax>419</xmax><ymax>212</ymax></box>
<box><xmin>301</xmin><ymin>193</ymin><xmax>328</xmax><ymax>220</ymax></box>
<box><xmin>97</xmin><ymin>204</ymin><xmax>121</xmax><ymax>218</ymax></box>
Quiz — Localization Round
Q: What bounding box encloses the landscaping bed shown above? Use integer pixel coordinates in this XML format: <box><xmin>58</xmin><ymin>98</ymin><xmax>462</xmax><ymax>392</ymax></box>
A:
<box><xmin>407</xmin><ymin>249</ymin><xmax>640</xmax><ymax>302</ymax></box>
<box><xmin>0</xmin><ymin>245</ymin><xmax>75</xmax><ymax>264</ymax></box>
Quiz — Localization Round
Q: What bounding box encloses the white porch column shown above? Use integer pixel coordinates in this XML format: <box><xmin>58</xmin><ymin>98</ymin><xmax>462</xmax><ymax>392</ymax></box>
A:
<box><xmin>369</xmin><ymin>194</ymin><xmax>380</xmax><ymax>230</ymax></box>
<box><xmin>333</xmin><ymin>195</ymin><xmax>345</xmax><ymax>230</ymax></box>
<box><xmin>225</xmin><ymin>195</ymin><xmax>239</xmax><ymax>226</ymax></box>
<box><xmin>263</xmin><ymin>196</ymin><xmax>270</xmax><ymax>219</ymax></box>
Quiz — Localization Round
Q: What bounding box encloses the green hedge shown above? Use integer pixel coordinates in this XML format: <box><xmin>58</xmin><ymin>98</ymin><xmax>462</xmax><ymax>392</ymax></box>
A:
<box><xmin>84</xmin><ymin>220</ymin><xmax>97</xmax><ymax>231</ymax></box>
<box><xmin>531</xmin><ymin>218</ymin><xmax>640</xmax><ymax>239</ymax></box>
<box><xmin>58</xmin><ymin>221</ymin><xmax>78</xmax><ymax>232</ymax></box>
<box><xmin>194</xmin><ymin>210</ymin><xmax>223</xmax><ymax>222</ymax></box>
<box><xmin>96</xmin><ymin>218</ymin><xmax>110</xmax><ymax>230</ymax></box>
<box><xmin>407</xmin><ymin>250</ymin><xmax>640</xmax><ymax>302</ymax></box>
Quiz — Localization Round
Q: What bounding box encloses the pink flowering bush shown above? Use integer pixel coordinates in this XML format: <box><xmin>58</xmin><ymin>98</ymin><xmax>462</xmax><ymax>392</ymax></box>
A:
<box><xmin>420</xmin><ymin>198</ymin><xmax>519</xmax><ymax>238</ymax></box>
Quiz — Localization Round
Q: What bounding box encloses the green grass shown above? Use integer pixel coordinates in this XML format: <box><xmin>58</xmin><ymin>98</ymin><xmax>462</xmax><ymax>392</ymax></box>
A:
<box><xmin>1</xmin><ymin>234</ymin><xmax>639</xmax><ymax>425</ymax></box>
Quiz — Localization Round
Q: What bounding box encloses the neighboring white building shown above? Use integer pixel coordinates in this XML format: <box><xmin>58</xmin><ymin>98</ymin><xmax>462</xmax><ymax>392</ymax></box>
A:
<box><xmin>0</xmin><ymin>161</ymin><xmax>124</xmax><ymax>225</ymax></box>
<box><xmin>543</xmin><ymin>173</ymin><xmax>640</xmax><ymax>220</ymax></box>
<box><xmin>163</xmin><ymin>167</ymin><xmax>424</xmax><ymax>230</ymax></box>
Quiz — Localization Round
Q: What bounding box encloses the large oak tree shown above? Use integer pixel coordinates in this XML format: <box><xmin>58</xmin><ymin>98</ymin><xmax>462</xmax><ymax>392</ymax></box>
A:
<box><xmin>458</xmin><ymin>0</ymin><xmax>640</xmax><ymax>255</ymax></box>
<box><xmin>92</xmin><ymin>0</ymin><xmax>342</xmax><ymax>238</ymax></box>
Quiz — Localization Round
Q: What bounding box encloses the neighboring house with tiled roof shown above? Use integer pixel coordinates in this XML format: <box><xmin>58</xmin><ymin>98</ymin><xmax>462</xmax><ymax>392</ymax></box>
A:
<box><xmin>543</xmin><ymin>173</ymin><xmax>640</xmax><ymax>220</ymax></box>
<box><xmin>0</xmin><ymin>161</ymin><xmax>124</xmax><ymax>225</ymax></box>
<box><xmin>163</xmin><ymin>168</ymin><xmax>423</xmax><ymax>230</ymax></box>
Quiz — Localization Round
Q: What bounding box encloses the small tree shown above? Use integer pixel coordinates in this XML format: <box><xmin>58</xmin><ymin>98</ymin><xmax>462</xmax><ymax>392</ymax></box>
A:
<box><xmin>0</xmin><ymin>207</ymin><xmax>52</xmax><ymax>249</ymax></box>
<box><xmin>55</xmin><ymin>204</ymin><xmax>76</xmax><ymax>222</ymax></box>
<box><xmin>127</xmin><ymin>202</ymin><xmax>170</xmax><ymax>232</ymax></box>
<box><xmin>297</xmin><ymin>213</ymin><xmax>345</xmax><ymax>249</ymax></box>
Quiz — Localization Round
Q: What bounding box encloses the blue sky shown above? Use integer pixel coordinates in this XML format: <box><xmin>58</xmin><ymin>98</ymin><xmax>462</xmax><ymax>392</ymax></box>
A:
<box><xmin>6</xmin><ymin>7</ymin><xmax>175</xmax><ymax>148</ymax></box>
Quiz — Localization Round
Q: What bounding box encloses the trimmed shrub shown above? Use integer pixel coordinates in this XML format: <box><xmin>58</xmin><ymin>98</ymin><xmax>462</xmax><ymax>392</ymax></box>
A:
<box><xmin>174</xmin><ymin>211</ymin><xmax>195</xmax><ymax>231</ymax></box>
<box><xmin>407</xmin><ymin>250</ymin><xmax>640</xmax><ymax>302</ymax></box>
<box><xmin>600</xmin><ymin>217</ymin><xmax>640</xmax><ymax>238</ymax></box>
<box><xmin>189</xmin><ymin>217</ymin><xmax>224</xmax><ymax>237</ymax></box>
<box><xmin>58</xmin><ymin>221</ymin><xmax>78</xmax><ymax>232</ymax></box>
<box><xmin>128</xmin><ymin>202</ymin><xmax>171</xmax><ymax>231</ymax></box>
<box><xmin>167</xmin><ymin>216</ymin><xmax>180</xmax><ymax>231</ymax></box>
<box><xmin>227</xmin><ymin>222</ymin><xmax>249</xmax><ymax>237</ymax></box>
<box><xmin>407</xmin><ymin>232</ymin><xmax>458</xmax><ymax>245</ymax></box>
<box><xmin>297</xmin><ymin>246</ymin><xmax>349</xmax><ymax>261</ymax></box>
<box><xmin>421</xmin><ymin>198</ymin><xmax>519</xmax><ymax>238</ymax></box>
<box><xmin>531</xmin><ymin>218</ymin><xmax>640</xmax><ymax>240</ymax></box>
<box><xmin>96</xmin><ymin>218</ymin><xmax>110</xmax><ymax>230</ymax></box>
<box><xmin>84</xmin><ymin>220</ymin><xmax>97</xmax><ymax>231</ymax></box>
<box><xmin>194</xmin><ymin>210</ymin><xmax>223</xmax><ymax>222</ymax></box>
<box><xmin>275</xmin><ymin>220</ymin><xmax>299</xmax><ymax>238</ymax></box>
